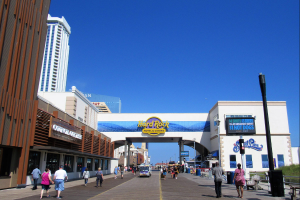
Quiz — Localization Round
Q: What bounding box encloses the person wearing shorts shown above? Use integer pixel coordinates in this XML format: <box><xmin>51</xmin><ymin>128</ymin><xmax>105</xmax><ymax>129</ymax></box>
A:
<box><xmin>120</xmin><ymin>165</ymin><xmax>124</xmax><ymax>179</ymax></box>
<box><xmin>171</xmin><ymin>167</ymin><xmax>175</xmax><ymax>179</ymax></box>
<box><xmin>163</xmin><ymin>167</ymin><xmax>167</xmax><ymax>180</ymax></box>
<box><xmin>40</xmin><ymin>168</ymin><xmax>54</xmax><ymax>199</ymax></box>
<box><xmin>54</xmin><ymin>165</ymin><xmax>68</xmax><ymax>199</ymax></box>
<box><xmin>175</xmin><ymin>167</ymin><xmax>178</xmax><ymax>179</ymax></box>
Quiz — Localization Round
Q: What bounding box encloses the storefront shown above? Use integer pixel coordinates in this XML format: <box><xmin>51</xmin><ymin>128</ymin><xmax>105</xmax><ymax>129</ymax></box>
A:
<box><xmin>25</xmin><ymin>98</ymin><xmax>117</xmax><ymax>185</ymax></box>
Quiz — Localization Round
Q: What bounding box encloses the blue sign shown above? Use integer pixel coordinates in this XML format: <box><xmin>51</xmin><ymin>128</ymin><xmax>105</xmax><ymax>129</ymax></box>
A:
<box><xmin>181</xmin><ymin>151</ymin><xmax>189</xmax><ymax>157</ymax></box>
<box><xmin>233</xmin><ymin>138</ymin><xmax>263</xmax><ymax>153</ymax></box>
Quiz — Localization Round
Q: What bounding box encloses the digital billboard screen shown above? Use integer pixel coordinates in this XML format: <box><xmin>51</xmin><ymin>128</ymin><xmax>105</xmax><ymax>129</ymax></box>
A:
<box><xmin>226</xmin><ymin>117</ymin><xmax>256</xmax><ymax>135</ymax></box>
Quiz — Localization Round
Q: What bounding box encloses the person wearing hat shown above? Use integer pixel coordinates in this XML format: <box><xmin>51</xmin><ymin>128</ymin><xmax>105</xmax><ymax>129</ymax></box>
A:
<box><xmin>233</xmin><ymin>163</ymin><xmax>245</xmax><ymax>198</ymax></box>
<box><xmin>53</xmin><ymin>165</ymin><xmax>68</xmax><ymax>199</ymax></box>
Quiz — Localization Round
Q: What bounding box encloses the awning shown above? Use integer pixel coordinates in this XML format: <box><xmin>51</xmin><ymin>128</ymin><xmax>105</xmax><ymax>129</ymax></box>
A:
<box><xmin>31</xmin><ymin>146</ymin><xmax>118</xmax><ymax>160</ymax></box>
<box><xmin>210</xmin><ymin>150</ymin><xmax>219</xmax><ymax>157</ymax></box>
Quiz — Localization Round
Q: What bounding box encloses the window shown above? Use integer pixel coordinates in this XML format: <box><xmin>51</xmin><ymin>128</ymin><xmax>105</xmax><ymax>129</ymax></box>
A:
<box><xmin>104</xmin><ymin>160</ymin><xmax>108</xmax><ymax>170</ymax></box>
<box><xmin>27</xmin><ymin>151</ymin><xmax>41</xmax><ymax>175</ymax></box>
<box><xmin>262</xmin><ymin>155</ymin><xmax>269</xmax><ymax>168</ymax></box>
<box><xmin>77</xmin><ymin>157</ymin><xmax>83</xmax><ymax>172</ymax></box>
<box><xmin>95</xmin><ymin>159</ymin><xmax>99</xmax><ymax>170</ymax></box>
<box><xmin>46</xmin><ymin>153</ymin><xmax>60</xmax><ymax>173</ymax></box>
<box><xmin>277</xmin><ymin>155</ymin><xmax>284</xmax><ymax>167</ymax></box>
<box><xmin>87</xmin><ymin>158</ymin><xmax>92</xmax><ymax>170</ymax></box>
<box><xmin>230</xmin><ymin>155</ymin><xmax>236</xmax><ymax>168</ymax></box>
<box><xmin>100</xmin><ymin>159</ymin><xmax>103</xmax><ymax>169</ymax></box>
<box><xmin>246</xmin><ymin>155</ymin><xmax>253</xmax><ymax>168</ymax></box>
<box><xmin>64</xmin><ymin>155</ymin><xmax>74</xmax><ymax>172</ymax></box>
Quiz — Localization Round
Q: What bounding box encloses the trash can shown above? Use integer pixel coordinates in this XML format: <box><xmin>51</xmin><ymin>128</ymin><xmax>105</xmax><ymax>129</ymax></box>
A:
<box><xmin>187</xmin><ymin>168</ymin><xmax>190</xmax><ymax>173</ymax></box>
<box><xmin>227</xmin><ymin>171</ymin><xmax>235</xmax><ymax>184</ymax></box>
<box><xmin>196</xmin><ymin>169</ymin><xmax>201</xmax><ymax>176</ymax></box>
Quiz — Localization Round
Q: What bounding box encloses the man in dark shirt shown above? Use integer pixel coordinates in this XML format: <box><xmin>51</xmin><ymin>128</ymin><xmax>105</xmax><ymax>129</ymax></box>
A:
<box><xmin>120</xmin><ymin>165</ymin><xmax>124</xmax><ymax>179</ymax></box>
<box><xmin>212</xmin><ymin>162</ymin><xmax>224</xmax><ymax>198</ymax></box>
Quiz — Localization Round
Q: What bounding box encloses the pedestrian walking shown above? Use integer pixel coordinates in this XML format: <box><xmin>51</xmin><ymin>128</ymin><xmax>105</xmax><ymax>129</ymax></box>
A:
<box><xmin>162</xmin><ymin>167</ymin><xmax>167</xmax><ymax>180</ymax></box>
<box><xmin>31</xmin><ymin>165</ymin><xmax>41</xmax><ymax>190</ymax></box>
<box><xmin>95</xmin><ymin>168</ymin><xmax>104</xmax><ymax>188</ymax></box>
<box><xmin>82</xmin><ymin>168</ymin><xmax>90</xmax><ymax>186</ymax></box>
<box><xmin>171</xmin><ymin>167</ymin><xmax>175</xmax><ymax>179</ymax></box>
<box><xmin>175</xmin><ymin>166</ymin><xmax>179</xmax><ymax>179</ymax></box>
<box><xmin>114</xmin><ymin>166</ymin><xmax>118</xmax><ymax>179</ymax></box>
<box><xmin>53</xmin><ymin>165</ymin><xmax>68</xmax><ymax>199</ymax></box>
<box><xmin>212</xmin><ymin>162</ymin><xmax>224</xmax><ymax>198</ymax></box>
<box><xmin>133</xmin><ymin>166</ymin><xmax>137</xmax><ymax>175</ymax></box>
<box><xmin>40</xmin><ymin>168</ymin><xmax>54</xmax><ymax>199</ymax></box>
<box><xmin>120</xmin><ymin>165</ymin><xmax>124</xmax><ymax>179</ymax></box>
<box><xmin>233</xmin><ymin>163</ymin><xmax>245</xmax><ymax>198</ymax></box>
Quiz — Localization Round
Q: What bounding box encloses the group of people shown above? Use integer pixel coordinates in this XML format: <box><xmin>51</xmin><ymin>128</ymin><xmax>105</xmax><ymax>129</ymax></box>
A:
<box><xmin>212</xmin><ymin>162</ymin><xmax>245</xmax><ymax>198</ymax></box>
<box><xmin>114</xmin><ymin>165</ymin><xmax>125</xmax><ymax>179</ymax></box>
<box><xmin>32</xmin><ymin>165</ymin><xmax>67</xmax><ymax>199</ymax></box>
<box><xmin>161</xmin><ymin>165</ymin><xmax>179</xmax><ymax>180</ymax></box>
<box><xmin>82</xmin><ymin>167</ymin><xmax>104</xmax><ymax>187</ymax></box>
<box><xmin>31</xmin><ymin>165</ymin><xmax>105</xmax><ymax>199</ymax></box>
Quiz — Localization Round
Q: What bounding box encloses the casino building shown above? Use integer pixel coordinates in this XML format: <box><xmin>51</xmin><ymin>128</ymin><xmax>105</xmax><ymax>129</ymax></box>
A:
<box><xmin>98</xmin><ymin>101</ymin><xmax>293</xmax><ymax>176</ymax></box>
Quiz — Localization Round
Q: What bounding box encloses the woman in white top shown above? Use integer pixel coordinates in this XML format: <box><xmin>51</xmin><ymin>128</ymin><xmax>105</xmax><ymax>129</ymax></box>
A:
<box><xmin>82</xmin><ymin>168</ymin><xmax>90</xmax><ymax>186</ymax></box>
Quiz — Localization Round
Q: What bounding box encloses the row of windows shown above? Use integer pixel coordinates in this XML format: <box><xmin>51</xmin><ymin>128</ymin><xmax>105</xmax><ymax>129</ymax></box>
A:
<box><xmin>45</xmin><ymin>26</ymin><xmax>56</xmax><ymax>91</ymax></box>
<box><xmin>229</xmin><ymin>154</ymin><xmax>285</xmax><ymax>168</ymax></box>
<box><xmin>40</xmin><ymin>26</ymin><xmax>52</xmax><ymax>91</ymax></box>
<box><xmin>27</xmin><ymin>152</ymin><xmax>109</xmax><ymax>175</ymax></box>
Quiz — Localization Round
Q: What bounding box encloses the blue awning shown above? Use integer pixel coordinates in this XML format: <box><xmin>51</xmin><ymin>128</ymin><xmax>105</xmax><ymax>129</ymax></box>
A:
<box><xmin>210</xmin><ymin>150</ymin><xmax>219</xmax><ymax>157</ymax></box>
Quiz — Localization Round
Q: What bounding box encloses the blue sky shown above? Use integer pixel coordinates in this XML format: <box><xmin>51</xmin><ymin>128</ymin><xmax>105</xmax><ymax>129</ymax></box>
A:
<box><xmin>49</xmin><ymin>0</ymin><xmax>299</xmax><ymax>165</ymax></box>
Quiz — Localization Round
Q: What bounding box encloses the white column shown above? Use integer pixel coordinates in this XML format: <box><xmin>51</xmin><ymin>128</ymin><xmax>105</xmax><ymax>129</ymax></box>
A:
<box><xmin>124</xmin><ymin>141</ymin><xmax>127</xmax><ymax>167</ymax></box>
<box><xmin>127</xmin><ymin>144</ymin><xmax>131</xmax><ymax>167</ymax></box>
<box><xmin>179</xmin><ymin>141</ymin><xmax>184</xmax><ymax>163</ymax></box>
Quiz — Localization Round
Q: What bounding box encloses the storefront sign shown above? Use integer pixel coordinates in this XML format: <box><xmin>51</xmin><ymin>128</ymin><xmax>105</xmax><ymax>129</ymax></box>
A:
<box><xmin>233</xmin><ymin>138</ymin><xmax>263</xmax><ymax>153</ymax></box>
<box><xmin>49</xmin><ymin>117</ymin><xmax>82</xmax><ymax>144</ymax></box>
<box><xmin>137</xmin><ymin>117</ymin><xmax>169</xmax><ymax>136</ymax></box>
<box><xmin>181</xmin><ymin>151</ymin><xmax>189</xmax><ymax>157</ymax></box>
<box><xmin>226</xmin><ymin>117</ymin><xmax>256</xmax><ymax>135</ymax></box>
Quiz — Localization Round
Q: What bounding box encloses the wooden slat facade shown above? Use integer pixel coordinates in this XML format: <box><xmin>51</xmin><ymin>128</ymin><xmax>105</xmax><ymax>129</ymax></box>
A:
<box><xmin>34</xmin><ymin>104</ymin><xmax>113</xmax><ymax>158</ymax></box>
<box><xmin>0</xmin><ymin>0</ymin><xmax>50</xmax><ymax>188</ymax></box>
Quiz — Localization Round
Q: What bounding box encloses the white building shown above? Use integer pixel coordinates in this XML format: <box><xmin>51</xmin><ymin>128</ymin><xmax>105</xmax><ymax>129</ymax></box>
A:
<box><xmin>292</xmin><ymin>147</ymin><xmax>300</xmax><ymax>164</ymax></box>
<box><xmin>98</xmin><ymin>101</ymin><xmax>293</xmax><ymax>176</ymax></box>
<box><xmin>39</xmin><ymin>14</ymin><xmax>71</xmax><ymax>92</ymax></box>
<box><xmin>38</xmin><ymin>86</ymin><xmax>98</xmax><ymax>129</ymax></box>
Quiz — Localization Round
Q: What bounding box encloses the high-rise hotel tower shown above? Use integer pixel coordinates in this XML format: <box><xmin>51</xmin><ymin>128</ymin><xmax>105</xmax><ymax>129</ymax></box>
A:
<box><xmin>39</xmin><ymin>15</ymin><xmax>71</xmax><ymax>92</ymax></box>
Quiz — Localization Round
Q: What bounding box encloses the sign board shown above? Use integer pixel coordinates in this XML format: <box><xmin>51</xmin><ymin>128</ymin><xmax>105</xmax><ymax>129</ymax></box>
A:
<box><xmin>49</xmin><ymin>117</ymin><xmax>82</xmax><ymax>144</ymax></box>
<box><xmin>180</xmin><ymin>151</ymin><xmax>189</xmax><ymax>157</ymax></box>
<box><xmin>137</xmin><ymin>116</ymin><xmax>169</xmax><ymax>136</ymax></box>
<box><xmin>226</xmin><ymin>117</ymin><xmax>256</xmax><ymax>135</ymax></box>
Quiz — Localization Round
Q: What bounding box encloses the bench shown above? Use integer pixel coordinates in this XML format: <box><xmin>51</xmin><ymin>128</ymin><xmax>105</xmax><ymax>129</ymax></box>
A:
<box><xmin>289</xmin><ymin>185</ymin><xmax>300</xmax><ymax>200</ymax></box>
<box><xmin>246</xmin><ymin>175</ymin><xmax>261</xmax><ymax>190</ymax></box>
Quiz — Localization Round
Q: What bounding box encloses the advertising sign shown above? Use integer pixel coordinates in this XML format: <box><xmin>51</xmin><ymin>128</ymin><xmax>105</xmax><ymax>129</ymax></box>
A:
<box><xmin>233</xmin><ymin>138</ymin><xmax>263</xmax><ymax>153</ymax></box>
<box><xmin>49</xmin><ymin>117</ymin><xmax>82</xmax><ymax>144</ymax></box>
<box><xmin>137</xmin><ymin>117</ymin><xmax>169</xmax><ymax>136</ymax></box>
<box><xmin>180</xmin><ymin>151</ymin><xmax>189</xmax><ymax>157</ymax></box>
<box><xmin>226</xmin><ymin>117</ymin><xmax>256</xmax><ymax>135</ymax></box>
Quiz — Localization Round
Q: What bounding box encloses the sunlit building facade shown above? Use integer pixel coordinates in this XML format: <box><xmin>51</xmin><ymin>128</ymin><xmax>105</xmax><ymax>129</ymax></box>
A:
<box><xmin>39</xmin><ymin>15</ymin><xmax>71</xmax><ymax>92</ymax></box>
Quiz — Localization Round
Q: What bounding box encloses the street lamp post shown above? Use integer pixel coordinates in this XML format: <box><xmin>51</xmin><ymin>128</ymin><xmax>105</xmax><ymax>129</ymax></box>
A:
<box><xmin>217</xmin><ymin>120</ymin><xmax>221</xmax><ymax>166</ymax></box>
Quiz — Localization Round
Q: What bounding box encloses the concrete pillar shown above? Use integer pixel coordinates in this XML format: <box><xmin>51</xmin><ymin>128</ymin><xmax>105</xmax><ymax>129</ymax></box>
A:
<box><xmin>179</xmin><ymin>141</ymin><xmax>184</xmax><ymax>163</ymax></box>
<box><xmin>127</xmin><ymin>144</ymin><xmax>131</xmax><ymax>167</ymax></box>
<box><xmin>124</xmin><ymin>141</ymin><xmax>127</xmax><ymax>167</ymax></box>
